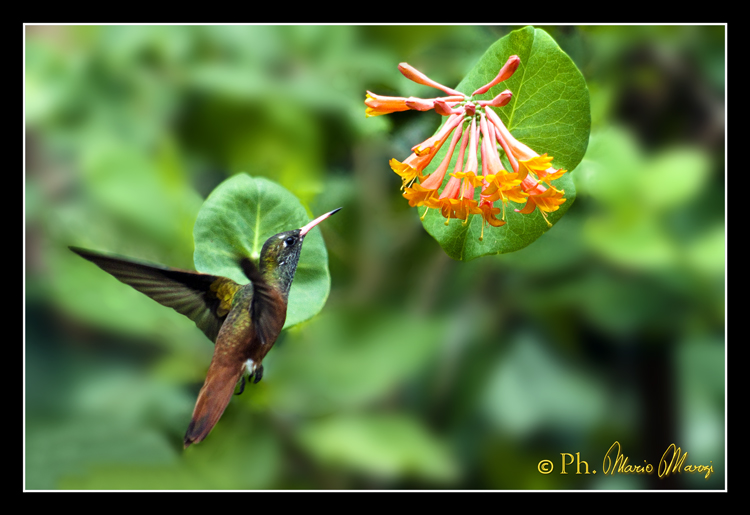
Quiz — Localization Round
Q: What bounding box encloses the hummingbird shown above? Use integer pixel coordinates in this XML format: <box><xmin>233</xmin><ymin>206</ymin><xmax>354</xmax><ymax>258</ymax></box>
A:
<box><xmin>69</xmin><ymin>207</ymin><xmax>341</xmax><ymax>448</ymax></box>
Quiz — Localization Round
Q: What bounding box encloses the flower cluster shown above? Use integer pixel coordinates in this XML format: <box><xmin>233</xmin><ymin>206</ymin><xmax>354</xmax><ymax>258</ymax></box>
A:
<box><xmin>365</xmin><ymin>57</ymin><xmax>567</xmax><ymax>241</ymax></box>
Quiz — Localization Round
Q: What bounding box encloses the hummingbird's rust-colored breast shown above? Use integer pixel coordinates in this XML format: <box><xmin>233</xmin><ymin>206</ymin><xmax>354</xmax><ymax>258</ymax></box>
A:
<box><xmin>212</xmin><ymin>281</ymin><xmax>287</xmax><ymax>374</ymax></box>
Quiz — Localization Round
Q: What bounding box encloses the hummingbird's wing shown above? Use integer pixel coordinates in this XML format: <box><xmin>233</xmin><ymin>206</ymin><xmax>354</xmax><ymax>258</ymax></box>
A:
<box><xmin>238</xmin><ymin>256</ymin><xmax>283</xmax><ymax>347</ymax></box>
<box><xmin>69</xmin><ymin>246</ymin><xmax>241</xmax><ymax>343</ymax></box>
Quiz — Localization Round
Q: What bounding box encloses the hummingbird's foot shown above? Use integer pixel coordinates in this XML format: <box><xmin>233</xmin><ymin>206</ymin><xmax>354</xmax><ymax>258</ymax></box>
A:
<box><xmin>253</xmin><ymin>364</ymin><xmax>264</xmax><ymax>384</ymax></box>
<box><xmin>235</xmin><ymin>375</ymin><xmax>246</xmax><ymax>395</ymax></box>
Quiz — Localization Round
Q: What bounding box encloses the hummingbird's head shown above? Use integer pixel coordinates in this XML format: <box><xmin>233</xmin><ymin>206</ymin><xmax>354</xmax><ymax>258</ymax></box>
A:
<box><xmin>258</xmin><ymin>208</ymin><xmax>341</xmax><ymax>298</ymax></box>
<box><xmin>260</xmin><ymin>228</ymin><xmax>305</xmax><ymax>272</ymax></box>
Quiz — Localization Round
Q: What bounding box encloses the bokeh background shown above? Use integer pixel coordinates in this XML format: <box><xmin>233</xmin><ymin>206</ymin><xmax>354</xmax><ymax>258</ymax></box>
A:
<box><xmin>25</xmin><ymin>25</ymin><xmax>725</xmax><ymax>490</ymax></box>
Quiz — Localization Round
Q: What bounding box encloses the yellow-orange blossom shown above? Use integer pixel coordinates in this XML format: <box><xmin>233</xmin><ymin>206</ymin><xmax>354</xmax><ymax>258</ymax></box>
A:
<box><xmin>365</xmin><ymin>56</ymin><xmax>568</xmax><ymax>240</ymax></box>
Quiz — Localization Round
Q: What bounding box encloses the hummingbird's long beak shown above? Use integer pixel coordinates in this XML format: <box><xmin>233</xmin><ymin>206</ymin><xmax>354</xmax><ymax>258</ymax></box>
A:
<box><xmin>299</xmin><ymin>207</ymin><xmax>342</xmax><ymax>237</ymax></box>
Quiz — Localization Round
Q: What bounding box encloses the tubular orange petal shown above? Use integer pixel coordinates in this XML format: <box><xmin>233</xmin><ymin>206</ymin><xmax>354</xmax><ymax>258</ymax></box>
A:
<box><xmin>438</xmin><ymin>175</ymin><xmax>462</xmax><ymax>201</ymax></box>
<box><xmin>515</xmin><ymin>186</ymin><xmax>566</xmax><ymax>229</ymax></box>
<box><xmin>479</xmin><ymin>202</ymin><xmax>506</xmax><ymax>227</ymax></box>
<box><xmin>403</xmin><ymin>183</ymin><xmax>438</xmax><ymax>207</ymax></box>
<box><xmin>404</xmin><ymin>97</ymin><xmax>436</xmax><ymax>111</ymax></box>
<box><xmin>413</xmin><ymin>114</ymin><xmax>464</xmax><ymax>156</ymax></box>
<box><xmin>537</xmin><ymin>167</ymin><xmax>567</xmax><ymax>183</ymax></box>
<box><xmin>516</xmin><ymin>196</ymin><xmax>539</xmax><ymax>215</ymax></box>
<box><xmin>365</xmin><ymin>91</ymin><xmax>411</xmax><ymax>117</ymax></box>
<box><xmin>421</xmin><ymin>121</ymin><xmax>466</xmax><ymax>190</ymax></box>
<box><xmin>390</xmin><ymin>156</ymin><xmax>427</xmax><ymax>188</ymax></box>
<box><xmin>531</xmin><ymin>186</ymin><xmax>566</xmax><ymax>212</ymax></box>
<box><xmin>449</xmin><ymin>198</ymin><xmax>481</xmax><ymax>223</ymax></box>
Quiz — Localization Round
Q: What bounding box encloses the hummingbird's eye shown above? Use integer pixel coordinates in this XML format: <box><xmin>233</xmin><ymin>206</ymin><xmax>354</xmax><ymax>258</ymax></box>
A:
<box><xmin>284</xmin><ymin>236</ymin><xmax>296</xmax><ymax>247</ymax></box>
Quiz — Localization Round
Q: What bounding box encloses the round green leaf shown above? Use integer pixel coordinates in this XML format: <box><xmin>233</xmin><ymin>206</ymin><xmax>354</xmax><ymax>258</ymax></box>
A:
<box><xmin>193</xmin><ymin>174</ymin><xmax>332</xmax><ymax>329</ymax></box>
<box><xmin>419</xmin><ymin>26</ymin><xmax>590</xmax><ymax>260</ymax></box>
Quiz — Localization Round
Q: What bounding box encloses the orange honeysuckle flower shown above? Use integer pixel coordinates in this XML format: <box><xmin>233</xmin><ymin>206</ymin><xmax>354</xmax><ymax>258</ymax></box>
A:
<box><xmin>427</xmin><ymin>197</ymin><xmax>457</xmax><ymax>221</ymax></box>
<box><xmin>365</xmin><ymin>91</ymin><xmax>465</xmax><ymax>117</ymax></box>
<box><xmin>481</xmin><ymin>171</ymin><xmax>526</xmax><ymax>223</ymax></box>
<box><xmin>536</xmin><ymin>165</ymin><xmax>567</xmax><ymax>185</ymax></box>
<box><xmin>390</xmin><ymin>154</ymin><xmax>430</xmax><ymax>188</ymax></box>
<box><xmin>479</xmin><ymin>200</ymin><xmax>505</xmax><ymax>226</ymax></box>
<box><xmin>516</xmin><ymin>185</ymin><xmax>566</xmax><ymax>226</ymax></box>
<box><xmin>520</xmin><ymin>153</ymin><xmax>554</xmax><ymax>174</ymax></box>
<box><xmin>365</xmin><ymin>91</ymin><xmax>412</xmax><ymax>117</ymax></box>
<box><xmin>447</xmin><ymin>145</ymin><xmax>483</xmax><ymax>226</ymax></box>
<box><xmin>428</xmin><ymin>184</ymin><xmax>480</xmax><ymax>224</ymax></box>
<box><xmin>460</xmin><ymin>173</ymin><xmax>475</xmax><ymax>202</ymax></box>
<box><xmin>517</xmin><ymin>154</ymin><xmax>567</xmax><ymax>187</ymax></box>
<box><xmin>482</xmin><ymin>172</ymin><xmax>527</xmax><ymax>204</ymax></box>
<box><xmin>451</xmin><ymin>171</ymin><xmax>484</xmax><ymax>188</ymax></box>
<box><xmin>403</xmin><ymin>182</ymin><xmax>439</xmax><ymax>207</ymax></box>
<box><xmin>516</xmin><ymin>154</ymin><xmax>553</xmax><ymax>185</ymax></box>
<box><xmin>367</xmin><ymin>56</ymin><xmax>569</xmax><ymax>240</ymax></box>
<box><xmin>425</xmin><ymin>175</ymin><xmax>462</xmax><ymax>222</ymax></box>
<box><xmin>450</xmin><ymin>197</ymin><xmax>481</xmax><ymax>224</ymax></box>
<box><xmin>477</xmin><ymin>200</ymin><xmax>506</xmax><ymax>241</ymax></box>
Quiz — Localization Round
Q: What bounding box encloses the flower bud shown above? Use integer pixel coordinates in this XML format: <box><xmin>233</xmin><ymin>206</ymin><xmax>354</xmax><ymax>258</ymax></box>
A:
<box><xmin>472</xmin><ymin>55</ymin><xmax>521</xmax><ymax>96</ymax></box>
<box><xmin>478</xmin><ymin>89</ymin><xmax>513</xmax><ymax>108</ymax></box>
<box><xmin>433</xmin><ymin>99</ymin><xmax>455</xmax><ymax>116</ymax></box>
<box><xmin>398</xmin><ymin>62</ymin><xmax>465</xmax><ymax>97</ymax></box>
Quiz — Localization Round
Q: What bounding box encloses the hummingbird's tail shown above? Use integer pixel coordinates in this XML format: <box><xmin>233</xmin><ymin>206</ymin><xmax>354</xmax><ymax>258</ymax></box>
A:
<box><xmin>183</xmin><ymin>360</ymin><xmax>245</xmax><ymax>448</ymax></box>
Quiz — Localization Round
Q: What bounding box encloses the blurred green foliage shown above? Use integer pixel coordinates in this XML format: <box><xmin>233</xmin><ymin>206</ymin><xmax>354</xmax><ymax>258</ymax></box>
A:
<box><xmin>25</xmin><ymin>25</ymin><xmax>725</xmax><ymax>490</ymax></box>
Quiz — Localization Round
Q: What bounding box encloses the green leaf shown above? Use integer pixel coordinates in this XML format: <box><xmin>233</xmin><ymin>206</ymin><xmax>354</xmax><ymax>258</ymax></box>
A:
<box><xmin>418</xmin><ymin>26</ymin><xmax>590</xmax><ymax>260</ymax></box>
<box><xmin>193</xmin><ymin>174</ymin><xmax>332</xmax><ymax>329</ymax></box>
